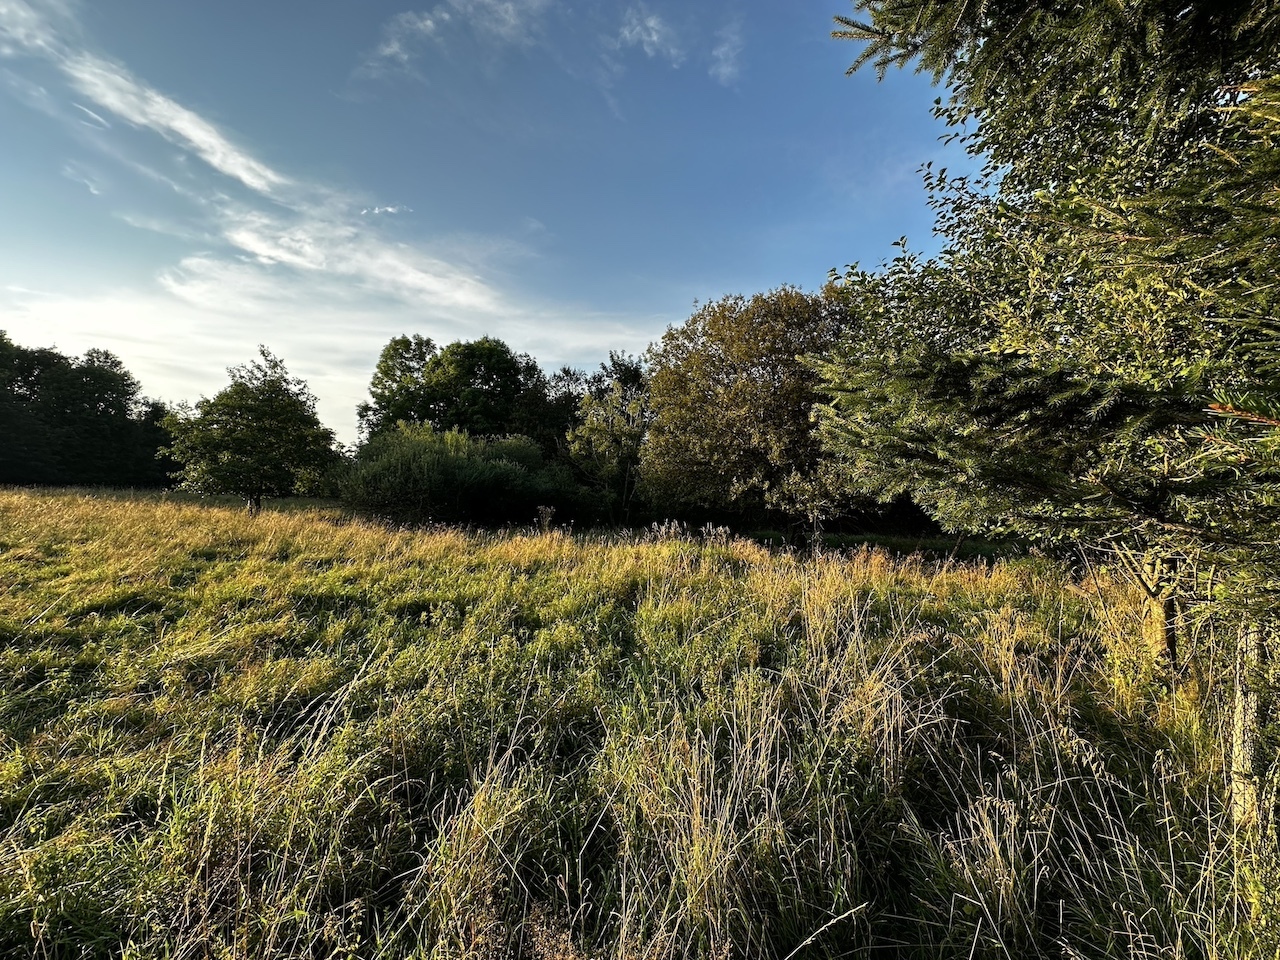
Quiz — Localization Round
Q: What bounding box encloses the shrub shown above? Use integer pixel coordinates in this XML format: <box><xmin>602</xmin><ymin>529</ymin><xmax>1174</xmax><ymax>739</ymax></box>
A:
<box><xmin>340</xmin><ymin>423</ymin><xmax>597</xmax><ymax>526</ymax></box>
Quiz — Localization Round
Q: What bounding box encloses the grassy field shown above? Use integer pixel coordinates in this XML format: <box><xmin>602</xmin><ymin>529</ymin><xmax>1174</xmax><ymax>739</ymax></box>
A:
<box><xmin>0</xmin><ymin>489</ymin><xmax>1270</xmax><ymax>958</ymax></box>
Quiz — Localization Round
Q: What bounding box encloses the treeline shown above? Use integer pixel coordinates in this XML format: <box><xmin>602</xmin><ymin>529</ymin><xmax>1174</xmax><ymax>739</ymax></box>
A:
<box><xmin>24</xmin><ymin>288</ymin><xmax>910</xmax><ymax>533</ymax></box>
<box><xmin>0</xmin><ymin>332</ymin><xmax>171</xmax><ymax>488</ymax></box>
<box><xmin>339</xmin><ymin>296</ymin><xmax>914</xmax><ymax>533</ymax></box>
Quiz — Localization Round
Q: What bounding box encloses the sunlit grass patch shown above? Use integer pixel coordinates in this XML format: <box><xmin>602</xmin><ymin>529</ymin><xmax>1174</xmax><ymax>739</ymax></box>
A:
<box><xmin>0</xmin><ymin>488</ymin><xmax>1267</xmax><ymax>959</ymax></box>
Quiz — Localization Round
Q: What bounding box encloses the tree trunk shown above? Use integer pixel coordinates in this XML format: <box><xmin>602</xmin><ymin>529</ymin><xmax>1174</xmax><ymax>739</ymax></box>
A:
<box><xmin>1231</xmin><ymin>622</ymin><xmax>1265</xmax><ymax>832</ymax></box>
<box><xmin>1135</xmin><ymin>553</ymin><xmax>1177</xmax><ymax>669</ymax></box>
<box><xmin>246</xmin><ymin>495</ymin><xmax>262</xmax><ymax>516</ymax></box>
<box><xmin>1146</xmin><ymin>593</ymin><xmax>1172</xmax><ymax>670</ymax></box>
<box><xmin>1143</xmin><ymin>592</ymin><xmax>1178</xmax><ymax>668</ymax></box>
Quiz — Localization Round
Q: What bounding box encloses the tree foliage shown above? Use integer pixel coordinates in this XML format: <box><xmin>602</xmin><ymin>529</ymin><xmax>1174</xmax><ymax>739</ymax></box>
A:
<box><xmin>823</xmin><ymin>0</ymin><xmax>1280</xmax><ymax>586</ymax></box>
<box><xmin>824</xmin><ymin>0</ymin><xmax>1280</xmax><ymax>830</ymax></box>
<box><xmin>836</xmin><ymin>0</ymin><xmax>1280</xmax><ymax>197</ymax></box>
<box><xmin>567</xmin><ymin>353</ymin><xmax>650</xmax><ymax>523</ymax></box>
<box><xmin>0</xmin><ymin>331</ymin><xmax>172</xmax><ymax>487</ymax></box>
<box><xmin>163</xmin><ymin>348</ymin><xmax>337</xmax><ymax>512</ymax></box>
<box><xmin>357</xmin><ymin>335</ymin><xmax>578</xmax><ymax>452</ymax></box>
<box><xmin>341</xmin><ymin>423</ymin><xmax>595</xmax><ymax>526</ymax></box>
<box><xmin>357</xmin><ymin>334</ymin><xmax>439</xmax><ymax>438</ymax></box>
<box><xmin>641</xmin><ymin>287</ymin><xmax>854</xmax><ymax>523</ymax></box>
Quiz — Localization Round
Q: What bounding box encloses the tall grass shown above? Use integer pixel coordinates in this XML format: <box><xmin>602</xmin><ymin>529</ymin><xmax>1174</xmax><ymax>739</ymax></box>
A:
<box><xmin>0</xmin><ymin>489</ymin><xmax>1271</xmax><ymax>958</ymax></box>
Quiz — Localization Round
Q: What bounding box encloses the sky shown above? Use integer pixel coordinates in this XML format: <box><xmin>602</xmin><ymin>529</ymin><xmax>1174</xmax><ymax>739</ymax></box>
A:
<box><xmin>0</xmin><ymin>0</ymin><xmax>969</xmax><ymax>442</ymax></box>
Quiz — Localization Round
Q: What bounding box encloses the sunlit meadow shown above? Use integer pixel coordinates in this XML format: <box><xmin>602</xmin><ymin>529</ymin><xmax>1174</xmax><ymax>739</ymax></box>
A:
<box><xmin>0</xmin><ymin>490</ymin><xmax>1269</xmax><ymax>958</ymax></box>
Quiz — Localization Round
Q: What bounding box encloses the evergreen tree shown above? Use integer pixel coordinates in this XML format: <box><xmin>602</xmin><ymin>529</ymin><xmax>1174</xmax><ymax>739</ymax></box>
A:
<box><xmin>823</xmin><ymin>0</ymin><xmax>1280</xmax><ymax>828</ymax></box>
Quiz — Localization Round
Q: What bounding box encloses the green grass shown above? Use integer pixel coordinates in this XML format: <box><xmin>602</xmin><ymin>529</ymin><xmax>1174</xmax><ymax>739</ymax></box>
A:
<box><xmin>0</xmin><ymin>489</ymin><xmax>1271</xmax><ymax>958</ymax></box>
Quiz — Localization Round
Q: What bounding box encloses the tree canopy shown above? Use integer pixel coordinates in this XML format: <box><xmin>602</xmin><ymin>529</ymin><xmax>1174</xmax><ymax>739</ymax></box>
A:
<box><xmin>822</xmin><ymin>0</ymin><xmax>1280</xmax><ymax>824</ymax></box>
<box><xmin>357</xmin><ymin>335</ymin><xmax>577</xmax><ymax>452</ymax></box>
<box><xmin>0</xmin><ymin>332</ymin><xmax>171</xmax><ymax>488</ymax></box>
<box><xmin>357</xmin><ymin>334</ymin><xmax>439</xmax><ymax>439</ymax></box>
<box><xmin>567</xmin><ymin>353</ymin><xmax>650</xmax><ymax>523</ymax></box>
<box><xmin>163</xmin><ymin>348</ymin><xmax>337</xmax><ymax>513</ymax></box>
<box><xmin>821</xmin><ymin>0</ymin><xmax>1280</xmax><ymax>605</ymax></box>
<box><xmin>641</xmin><ymin>287</ymin><xmax>853</xmax><ymax>523</ymax></box>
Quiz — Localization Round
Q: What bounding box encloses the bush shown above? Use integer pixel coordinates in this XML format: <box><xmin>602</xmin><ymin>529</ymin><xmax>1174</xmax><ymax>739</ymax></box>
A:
<box><xmin>340</xmin><ymin>423</ymin><xmax>598</xmax><ymax>526</ymax></box>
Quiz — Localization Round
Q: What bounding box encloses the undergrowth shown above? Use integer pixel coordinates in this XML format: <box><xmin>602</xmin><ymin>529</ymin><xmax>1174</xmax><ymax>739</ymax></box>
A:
<box><xmin>0</xmin><ymin>490</ymin><xmax>1271</xmax><ymax>958</ymax></box>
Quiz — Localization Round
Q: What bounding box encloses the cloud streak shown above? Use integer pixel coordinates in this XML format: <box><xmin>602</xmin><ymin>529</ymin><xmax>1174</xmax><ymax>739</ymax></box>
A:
<box><xmin>61</xmin><ymin>53</ymin><xmax>289</xmax><ymax>195</ymax></box>
<box><xmin>0</xmin><ymin>0</ymin><xmax>509</xmax><ymax>321</ymax></box>
<box><xmin>360</xmin><ymin>0</ymin><xmax>553</xmax><ymax>78</ymax></box>
<box><xmin>71</xmin><ymin>99</ymin><xmax>108</xmax><ymax>127</ymax></box>
<box><xmin>616</xmin><ymin>5</ymin><xmax>682</xmax><ymax>65</ymax></box>
<box><xmin>446</xmin><ymin>0</ymin><xmax>553</xmax><ymax>46</ymax></box>
<box><xmin>709</xmin><ymin>22</ymin><xmax>743</xmax><ymax>86</ymax></box>
<box><xmin>2</xmin><ymin>1</ymin><xmax>288</xmax><ymax>194</ymax></box>
<box><xmin>60</xmin><ymin>160</ymin><xmax>99</xmax><ymax>194</ymax></box>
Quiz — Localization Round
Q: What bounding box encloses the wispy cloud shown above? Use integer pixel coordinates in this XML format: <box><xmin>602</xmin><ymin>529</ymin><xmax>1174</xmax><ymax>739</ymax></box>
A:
<box><xmin>0</xmin><ymin>0</ymin><xmax>67</xmax><ymax>57</ymax></box>
<box><xmin>0</xmin><ymin>0</ymin><xmax>508</xmax><ymax>319</ymax></box>
<box><xmin>61</xmin><ymin>53</ymin><xmax>289</xmax><ymax>195</ymax></box>
<box><xmin>446</xmin><ymin>0</ymin><xmax>553</xmax><ymax>46</ymax></box>
<box><xmin>2</xmin><ymin>1</ymin><xmax>289</xmax><ymax>194</ymax></box>
<box><xmin>70</xmin><ymin>99</ymin><xmax>107</xmax><ymax>127</ymax></box>
<box><xmin>60</xmin><ymin>160</ymin><xmax>99</xmax><ymax>194</ymax></box>
<box><xmin>359</xmin><ymin>0</ymin><xmax>553</xmax><ymax>78</ymax></box>
<box><xmin>360</xmin><ymin>10</ymin><xmax>446</xmax><ymax>76</ymax></box>
<box><xmin>361</xmin><ymin>205</ymin><xmax>412</xmax><ymax>216</ymax></box>
<box><xmin>114</xmin><ymin>212</ymin><xmax>208</xmax><ymax>241</ymax></box>
<box><xmin>709</xmin><ymin>21</ymin><xmax>743</xmax><ymax>86</ymax></box>
<box><xmin>616</xmin><ymin>5</ymin><xmax>682</xmax><ymax>65</ymax></box>
<box><xmin>210</xmin><ymin>204</ymin><xmax>502</xmax><ymax>312</ymax></box>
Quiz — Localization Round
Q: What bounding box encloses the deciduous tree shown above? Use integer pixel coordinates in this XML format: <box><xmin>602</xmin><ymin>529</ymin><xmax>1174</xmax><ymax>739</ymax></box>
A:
<box><xmin>164</xmin><ymin>348</ymin><xmax>336</xmax><ymax>513</ymax></box>
<box><xmin>0</xmin><ymin>331</ymin><xmax>172</xmax><ymax>487</ymax></box>
<box><xmin>640</xmin><ymin>287</ymin><xmax>852</xmax><ymax>524</ymax></box>
<box><xmin>357</xmin><ymin>335</ymin><xmax>573</xmax><ymax>452</ymax></box>
<box><xmin>567</xmin><ymin>353</ymin><xmax>649</xmax><ymax>522</ymax></box>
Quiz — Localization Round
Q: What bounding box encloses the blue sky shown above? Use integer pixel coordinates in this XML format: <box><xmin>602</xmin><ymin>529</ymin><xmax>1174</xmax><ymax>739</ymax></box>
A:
<box><xmin>0</xmin><ymin>0</ymin><xmax>967</xmax><ymax>441</ymax></box>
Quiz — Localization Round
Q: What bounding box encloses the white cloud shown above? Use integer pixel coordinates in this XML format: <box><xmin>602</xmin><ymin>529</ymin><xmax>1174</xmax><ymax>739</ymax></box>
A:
<box><xmin>359</xmin><ymin>0</ymin><xmax>553</xmax><ymax>78</ymax></box>
<box><xmin>361</xmin><ymin>10</ymin><xmax>445</xmax><ymax>75</ymax></box>
<box><xmin>115</xmin><ymin>212</ymin><xmax>207</xmax><ymax>241</ymax></box>
<box><xmin>616</xmin><ymin>5</ymin><xmax>682</xmax><ymax>65</ymax></box>
<box><xmin>446</xmin><ymin>0</ymin><xmax>552</xmax><ymax>45</ymax></box>
<box><xmin>709</xmin><ymin>22</ymin><xmax>742</xmax><ymax>86</ymax></box>
<box><xmin>60</xmin><ymin>160</ymin><xmax>99</xmax><ymax>194</ymax></box>
<box><xmin>61</xmin><ymin>53</ymin><xmax>289</xmax><ymax>195</ymax></box>
<box><xmin>0</xmin><ymin>0</ymin><xmax>662</xmax><ymax>443</ymax></box>
<box><xmin>1</xmin><ymin>2</ymin><xmax>289</xmax><ymax>195</ymax></box>
<box><xmin>4</xmin><ymin>283</ymin><xmax>57</xmax><ymax>296</ymax></box>
<box><xmin>0</xmin><ymin>0</ymin><xmax>63</xmax><ymax>57</ymax></box>
<box><xmin>71</xmin><ymin>99</ymin><xmax>108</xmax><ymax>127</ymax></box>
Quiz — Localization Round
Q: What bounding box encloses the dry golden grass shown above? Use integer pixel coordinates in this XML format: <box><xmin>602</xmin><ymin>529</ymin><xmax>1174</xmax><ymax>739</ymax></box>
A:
<box><xmin>0</xmin><ymin>489</ymin><xmax>1268</xmax><ymax>959</ymax></box>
